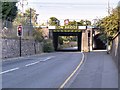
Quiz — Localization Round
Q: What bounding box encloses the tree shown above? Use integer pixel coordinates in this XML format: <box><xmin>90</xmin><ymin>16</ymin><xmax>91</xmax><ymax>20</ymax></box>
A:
<box><xmin>85</xmin><ymin>20</ymin><xmax>91</xmax><ymax>26</ymax></box>
<box><xmin>77</xmin><ymin>21</ymin><xmax>83</xmax><ymax>26</ymax></box>
<box><xmin>13</xmin><ymin>8</ymin><xmax>39</xmax><ymax>26</ymax></box>
<box><xmin>33</xmin><ymin>27</ymin><xmax>44</xmax><ymax>42</ymax></box>
<box><xmin>49</xmin><ymin>17</ymin><xmax>60</xmax><ymax>26</ymax></box>
<box><xmin>2</xmin><ymin>2</ymin><xmax>18</xmax><ymax>22</ymax></box>
<box><xmin>13</xmin><ymin>12</ymin><xmax>27</xmax><ymax>26</ymax></box>
<box><xmin>1</xmin><ymin>2</ymin><xmax>18</xmax><ymax>28</ymax></box>
<box><xmin>25</xmin><ymin>8</ymin><xmax>39</xmax><ymax>26</ymax></box>
<box><xmin>67</xmin><ymin>19</ymin><xmax>91</xmax><ymax>26</ymax></box>
<box><xmin>68</xmin><ymin>20</ymin><xmax>77</xmax><ymax>26</ymax></box>
<box><xmin>97</xmin><ymin>7</ymin><xmax>118</xmax><ymax>37</ymax></box>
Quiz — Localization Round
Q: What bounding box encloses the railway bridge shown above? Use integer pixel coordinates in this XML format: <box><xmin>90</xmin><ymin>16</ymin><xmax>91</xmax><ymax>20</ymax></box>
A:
<box><xmin>48</xmin><ymin>25</ymin><xmax>104</xmax><ymax>51</ymax></box>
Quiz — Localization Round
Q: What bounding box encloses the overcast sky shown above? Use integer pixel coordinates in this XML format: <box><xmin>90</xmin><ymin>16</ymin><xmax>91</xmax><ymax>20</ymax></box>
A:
<box><xmin>18</xmin><ymin>0</ymin><xmax>120</xmax><ymax>24</ymax></box>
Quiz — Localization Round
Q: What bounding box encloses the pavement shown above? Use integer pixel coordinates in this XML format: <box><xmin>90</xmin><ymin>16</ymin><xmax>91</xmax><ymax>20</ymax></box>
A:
<box><xmin>69</xmin><ymin>50</ymin><xmax>118</xmax><ymax>88</ymax></box>
<box><xmin>60</xmin><ymin>47</ymin><xmax>78</xmax><ymax>50</ymax></box>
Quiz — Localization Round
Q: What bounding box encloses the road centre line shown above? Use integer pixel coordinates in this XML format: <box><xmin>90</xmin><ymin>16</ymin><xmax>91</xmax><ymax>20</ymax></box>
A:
<box><xmin>59</xmin><ymin>52</ymin><xmax>85</xmax><ymax>89</ymax></box>
<box><xmin>25</xmin><ymin>56</ymin><xmax>55</xmax><ymax>66</ymax></box>
<box><xmin>40</xmin><ymin>56</ymin><xmax>55</xmax><ymax>62</ymax></box>
<box><xmin>25</xmin><ymin>61</ymin><xmax>40</xmax><ymax>67</ymax></box>
<box><xmin>1</xmin><ymin>56</ymin><xmax>55</xmax><ymax>74</ymax></box>
<box><xmin>0</xmin><ymin>67</ymin><xmax>19</xmax><ymax>75</ymax></box>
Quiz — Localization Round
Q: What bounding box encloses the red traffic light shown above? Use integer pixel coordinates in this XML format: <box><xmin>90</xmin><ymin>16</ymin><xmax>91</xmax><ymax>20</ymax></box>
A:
<box><xmin>17</xmin><ymin>25</ymin><xmax>23</xmax><ymax>36</ymax></box>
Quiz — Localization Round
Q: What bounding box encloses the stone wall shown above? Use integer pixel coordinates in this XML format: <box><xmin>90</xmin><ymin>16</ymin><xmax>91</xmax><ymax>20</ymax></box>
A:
<box><xmin>2</xmin><ymin>38</ymin><xmax>43</xmax><ymax>58</ymax></box>
<box><xmin>111</xmin><ymin>34</ymin><xmax>120</xmax><ymax>67</ymax></box>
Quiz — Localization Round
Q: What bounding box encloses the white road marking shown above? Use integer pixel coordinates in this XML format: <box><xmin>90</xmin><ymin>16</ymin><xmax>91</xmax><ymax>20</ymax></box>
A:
<box><xmin>40</xmin><ymin>56</ymin><xmax>55</xmax><ymax>62</ymax></box>
<box><xmin>25</xmin><ymin>61</ymin><xmax>40</xmax><ymax>67</ymax></box>
<box><xmin>1</xmin><ymin>56</ymin><xmax>55</xmax><ymax>74</ymax></box>
<box><xmin>59</xmin><ymin>52</ymin><xmax>85</xmax><ymax>89</ymax></box>
<box><xmin>25</xmin><ymin>56</ymin><xmax>55</xmax><ymax>66</ymax></box>
<box><xmin>0</xmin><ymin>67</ymin><xmax>19</xmax><ymax>75</ymax></box>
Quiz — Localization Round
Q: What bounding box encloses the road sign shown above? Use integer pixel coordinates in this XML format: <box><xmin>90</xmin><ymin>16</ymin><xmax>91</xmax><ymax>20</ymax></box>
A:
<box><xmin>64</xmin><ymin>19</ymin><xmax>69</xmax><ymax>25</ymax></box>
<box><xmin>17</xmin><ymin>25</ymin><xmax>23</xmax><ymax>37</ymax></box>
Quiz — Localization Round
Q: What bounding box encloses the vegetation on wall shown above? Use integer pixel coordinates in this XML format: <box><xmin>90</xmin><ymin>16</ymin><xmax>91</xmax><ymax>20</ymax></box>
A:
<box><xmin>43</xmin><ymin>39</ymin><xmax>54</xmax><ymax>52</ymax></box>
<box><xmin>66</xmin><ymin>19</ymin><xmax>91</xmax><ymax>26</ymax></box>
<box><xmin>49</xmin><ymin>17</ymin><xmax>60</xmax><ymax>26</ymax></box>
<box><xmin>33</xmin><ymin>27</ymin><xmax>44</xmax><ymax>42</ymax></box>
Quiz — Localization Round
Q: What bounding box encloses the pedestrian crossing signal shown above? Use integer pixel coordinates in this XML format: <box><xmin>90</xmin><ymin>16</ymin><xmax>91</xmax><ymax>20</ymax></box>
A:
<box><xmin>17</xmin><ymin>25</ymin><xmax>23</xmax><ymax>37</ymax></box>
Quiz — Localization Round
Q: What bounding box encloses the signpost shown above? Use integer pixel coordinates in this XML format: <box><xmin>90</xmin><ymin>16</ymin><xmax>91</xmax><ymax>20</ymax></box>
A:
<box><xmin>17</xmin><ymin>25</ymin><xmax>23</xmax><ymax>57</ymax></box>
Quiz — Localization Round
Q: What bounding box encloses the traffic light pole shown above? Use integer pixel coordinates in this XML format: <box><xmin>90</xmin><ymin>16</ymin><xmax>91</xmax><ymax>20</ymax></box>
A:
<box><xmin>20</xmin><ymin>36</ymin><xmax>21</xmax><ymax>57</ymax></box>
<box><xmin>17</xmin><ymin>25</ymin><xmax>22</xmax><ymax>57</ymax></box>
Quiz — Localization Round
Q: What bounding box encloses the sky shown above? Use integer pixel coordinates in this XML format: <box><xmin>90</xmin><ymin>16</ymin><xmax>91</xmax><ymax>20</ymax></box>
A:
<box><xmin>17</xmin><ymin>0</ymin><xmax>120</xmax><ymax>25</ymax></box>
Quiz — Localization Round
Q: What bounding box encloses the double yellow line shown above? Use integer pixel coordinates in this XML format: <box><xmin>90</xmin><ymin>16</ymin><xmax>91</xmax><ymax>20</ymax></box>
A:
<box><xmin>59</xmin><ymin>52</ymin><xmax>85</xmax><ymax>89</ymax></box>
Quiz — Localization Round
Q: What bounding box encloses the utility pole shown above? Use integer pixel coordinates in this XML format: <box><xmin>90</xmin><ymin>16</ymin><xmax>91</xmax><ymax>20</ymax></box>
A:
<box><xmin>21</xmin><ymin>0</ymin><xmax>24</xmax><ymax>14</ymax></box>
<box><xmin>20</xmin><ymin>0</ymin><xmax>28</xmax><ymax>14</ymax></box>
<box><xmin>30</xmin><ymin>8</ymin><xmax>32</xmax><ymax>25</ymax></box>
<box><xmin>107</xmin><ymin>1</ymin><xmax>111</xmax><ymax>54</ymax></box>
<box><xmin>108</xmin><ymin>1</ymin><xmax>110</xmax><ymax>16</ymax></box>
<box><xmin>28</xmin><ymin>8</ymin><xmax>32</xmax><ymax>36</ymax></box>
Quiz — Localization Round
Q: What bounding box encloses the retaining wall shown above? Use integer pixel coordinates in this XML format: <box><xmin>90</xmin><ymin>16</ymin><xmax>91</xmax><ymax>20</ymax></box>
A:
<box><xmin>2</xmin><ymin>38</ymin><xmax>43</xmax><ymax>58</ymax></box>
<box><xmin>111</xmin><ymin>34</ymin><xmax>120</xmax><ymax>68</ymax></box>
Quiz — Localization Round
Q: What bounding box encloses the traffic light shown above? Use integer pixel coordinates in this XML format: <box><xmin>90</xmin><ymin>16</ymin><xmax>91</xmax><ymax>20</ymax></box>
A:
<box><xmin>17</xmin><ymin>25</ymin><xmax>23</xmax><ymax>36</ymax></box>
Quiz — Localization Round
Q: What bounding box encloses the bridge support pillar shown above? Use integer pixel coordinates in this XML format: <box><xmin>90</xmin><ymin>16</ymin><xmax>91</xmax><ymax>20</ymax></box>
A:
<box><xmin>53</xmin><ymin>33</ymin><xmax>58</xmax><ymax>51</ymax></box>
<box><xmin>78</xmin><ymin>33</ymin><xmax>82</xmax><ymax>51</ymax></box>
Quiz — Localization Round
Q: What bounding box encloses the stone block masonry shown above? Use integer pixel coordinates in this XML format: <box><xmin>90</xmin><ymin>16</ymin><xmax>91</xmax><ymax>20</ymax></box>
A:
<box><xmin>2</xmin><ymin>38</ymin><xmax>43</xmax><ymax>59</ymax></box>
<box><xmin>110</xmin><ymin>33</ymin><xmax>120</xmax><ymax>69</ymax></box>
